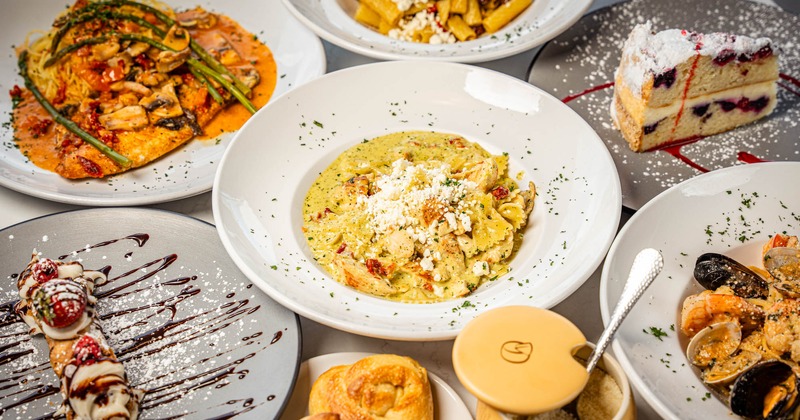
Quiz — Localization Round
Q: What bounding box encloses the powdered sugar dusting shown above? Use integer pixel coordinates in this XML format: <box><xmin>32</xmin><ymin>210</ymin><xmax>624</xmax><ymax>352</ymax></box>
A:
<box><xmin>617</xmin><ymin>21</ymin><xmax>773</xmax><ymax>95</ymax></box>
<box><xmin>0</xmin><ymin>209</ymin><xmax>299</xmax><ymax>419</ymax></box>
<box><xmin>529</xmin><ymin>0</ymin><xmax>800</xmax><ymax>209</ymax></box>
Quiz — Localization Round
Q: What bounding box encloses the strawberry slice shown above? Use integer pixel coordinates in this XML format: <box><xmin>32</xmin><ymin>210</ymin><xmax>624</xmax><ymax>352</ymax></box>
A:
<box><xmin>32</xmin><ymin>258</ymin><xmax>59</xmax><ymax>283</ymax></box>
<box><xmin>73</xmin><ymin>335</ymin><xmax>102</xmax><ymax>366</ymax></box>
<box><xmin>33</xmin><ymin>279</ymin><xmax>87</xmax><ymax>328</ymax></box>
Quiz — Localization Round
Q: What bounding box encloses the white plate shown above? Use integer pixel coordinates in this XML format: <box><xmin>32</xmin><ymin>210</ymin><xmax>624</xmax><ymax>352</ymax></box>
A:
<box><xmin>280</xmin><ymin>352</ymin><xmax>471</xmax><ymax>419</ymax></box>
<box><xmin>0</xmin><ymin>208</ymin><xmax>301</xmax><ymax>419</ymax></box>
<box><xmin>0</xmin><ymin>0</ymin><xmax>325</xmax><ymax>206</ymax></box>
<box><xmin>600</xmin><ymin>162</ymin><xmax>800</xmax><ymax>419</ymax></box>
<box><xmin>281</xmin><ymin>0</ymin><xmax>591</xmax><ymax>62</ymax></box>
<box><xmin>213</xmin><ymin>61</ymin><xmax>622</xmax><ymax>340</ymax></box>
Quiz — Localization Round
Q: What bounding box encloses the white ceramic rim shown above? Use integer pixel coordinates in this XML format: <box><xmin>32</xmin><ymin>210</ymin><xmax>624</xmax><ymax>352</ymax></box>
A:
<box><xmin>213</xmin><ymin>60</ymin><xmax>622</xmax><ymax>341</ymax></box>
<box><xmin>280</xmin><ymin>0</ymin><xmax>592</xmax><ymax>62</ymax></box>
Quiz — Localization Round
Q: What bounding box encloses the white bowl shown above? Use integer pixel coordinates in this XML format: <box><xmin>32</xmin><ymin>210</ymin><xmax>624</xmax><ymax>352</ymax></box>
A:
<box><xmin>600</xmin><ymin>162</ymin><xmax>800</xmax><ymax>419</ymax></box>
<box><xmin>281</xmin><ymin>0</ymin><xmax>591</xmax><ymax>62</ymax></box>
<box><xmin>213</xmin><ymin>61</ymin><xmax>621</xmax><ymax>340</ymax></box>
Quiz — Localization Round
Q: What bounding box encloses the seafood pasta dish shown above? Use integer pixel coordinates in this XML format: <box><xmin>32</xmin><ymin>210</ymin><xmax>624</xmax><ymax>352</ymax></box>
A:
<box><xmin>353</xmin><ymin>0</ymin><xmax>532</xmax><ymax>43</ymax></box>
<box><xmin>11</xmin><ymin>0</ymin><xmax>276</xmax><ymax>179</ymax></box>
<box><xmin>681</xmin><ymin>234</ymin><xmax>800</xmax><ymax>418</ymax></box>
<box><xmin>302</xmin><ymin>131</ymin><xmax>535</xmax><ymax>302</ymax></box>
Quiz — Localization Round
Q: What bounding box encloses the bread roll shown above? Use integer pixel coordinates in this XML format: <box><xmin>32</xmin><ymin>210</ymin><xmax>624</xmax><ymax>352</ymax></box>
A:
<box><xmin>308</xmin><ymin>354</ymin><xmax>434</xmax><ymax>419</ymax></box>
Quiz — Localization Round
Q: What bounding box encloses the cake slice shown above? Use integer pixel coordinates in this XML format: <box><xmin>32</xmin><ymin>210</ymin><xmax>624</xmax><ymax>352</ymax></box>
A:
<box><xmin>611</xmin><ymin>22</ymin><xmax>779</xmax><ymax>152</ymax></box>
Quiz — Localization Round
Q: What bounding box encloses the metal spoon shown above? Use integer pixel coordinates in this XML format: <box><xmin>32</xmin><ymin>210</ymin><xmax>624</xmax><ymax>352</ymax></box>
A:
<box><xmin>585</xmin><ymin>248</ymin><xmax>664</xmax><ymax>373</ymax></box>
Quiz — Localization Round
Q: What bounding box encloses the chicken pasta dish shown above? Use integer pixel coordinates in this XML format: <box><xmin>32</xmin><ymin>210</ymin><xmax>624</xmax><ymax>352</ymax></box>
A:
<box><xmin>354</xmin><ymin>0</ymin><xmax>532</xmax><ymax>44</ymax></box>
<box><xmin>302</xmin><ymin>131</ymin><xmax>535</xmax><ymax>302</ymax></box>
<box><xmin>11</xmin><ymin>0</ymin><xmax>276</xmax><ymax>179</ymax></box>
<box><xmin>681</xmin><ymin>234</ymin><xmax>800</xmax><ymax>419</ymax></box>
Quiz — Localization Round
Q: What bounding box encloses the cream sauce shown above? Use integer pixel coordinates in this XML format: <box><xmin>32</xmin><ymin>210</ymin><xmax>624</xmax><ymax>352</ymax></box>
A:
<box><xmin>303</xmin><ymin>131</ymin><xmax>534</xmax><ymax>303</ymax></box>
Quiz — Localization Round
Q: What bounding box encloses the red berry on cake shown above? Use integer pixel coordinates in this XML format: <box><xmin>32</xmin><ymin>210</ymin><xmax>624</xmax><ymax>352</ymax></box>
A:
<box><xmin>32</xmin><ymin>279</ymin><xmax>87</xmax><ymax>328</ymax></box>
<box><xmin>73</xmin><ymin>334</ymin><xmax>103</xmax><ymax>365</ymax></box>
<box><xmin>611</xmin><ymin>22</ymin><xmax>779</xmax><ymax>152</ymax></box>
<box><xmin>32</xmin><ymin>258</ymin><xmax>59</xmax><ymax>283</ymax></box>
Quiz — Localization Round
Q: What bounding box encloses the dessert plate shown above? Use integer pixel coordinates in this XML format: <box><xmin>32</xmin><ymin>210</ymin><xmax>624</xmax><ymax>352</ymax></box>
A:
<box><xmin>213</xmin><ymin>61</ymin><xmax>622</xmax><ymax>340</ymax></box>
<box><xmin>281</xmin><ymin>0</ymin><xmax>590</xmax><ymax>62</ymax></box>
<box><xmin>0</xmin><ymin>208</ymin><xmax>301</xmax><ymax>419</ymax></box>
<box><xmin>527</xmin><ymin>0</ymin><xmax>800</xmax><ymax>210</ymax></box>
<box><xmin>600</xmin><ymin>162</ymin><xmax>800</xmax><ymax>419</ymax></box>
<box><xmin>280</xmin><ymin>352</ymin><xmax>472</xmax><ymax>419</ymax></box>
<box><xmin>0</xmin><ymin>0</ymin><xmax>325</xmax><ymax>206</ymax></box>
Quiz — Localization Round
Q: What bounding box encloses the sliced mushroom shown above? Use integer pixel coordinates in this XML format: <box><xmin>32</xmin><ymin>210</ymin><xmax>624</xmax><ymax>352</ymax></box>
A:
<box><xmin>229</xmin><ymin>65</ymin><xmax>261</xmax><ymax>89</ymax></box>
<box><xmin>137</xmin><ymin>70</ymin><xmax>169</xmax><ymax>87</ymax></box>
<box><xmin>203</xmin><ymin>32</ymin><xmax>242</xmax><ymax>65</ymax></box>
<box><xmin>162</xmin><ymin>25</ymin><xmax>191</xmax><ymax>51</ymax></box>
<box><xmin>177</xmin><ymin>7</ymin><xmax>217</xmax><ymax>29</ymax></box>
<box><xmin>139</xmin><ymin>84</ymin><xmax>184</xmax><ymax>120</ymax></box>
<box><xmin>91</xmin><ymin>39</ymin><xmax>121</xmax><ymax>61</ymax></box>
<box><xmin>110</xmin><ymin>81</ymin><xmax>152</xmax><ymax>97</ymax></box>
<box><xmin>98</xmin><ymin>105</ymin><xmax>148</xmax><ymax>131</ymax></box>
<box><xmin>126</xmin><ymin>41</ymin><xmax>150</xmax><ymax>57</ymax></box>
<box><xmin>155</xmin><ymin>48</ymin><xmax>191</xmax><ymax>74</ymax></box>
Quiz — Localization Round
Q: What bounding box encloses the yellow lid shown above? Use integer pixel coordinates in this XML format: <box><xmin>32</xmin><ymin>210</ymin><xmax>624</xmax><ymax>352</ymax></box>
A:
<box><xmin>452</xmin><ymin>306</ymin><xmax>589</xmax><ymax>415</ymax></box>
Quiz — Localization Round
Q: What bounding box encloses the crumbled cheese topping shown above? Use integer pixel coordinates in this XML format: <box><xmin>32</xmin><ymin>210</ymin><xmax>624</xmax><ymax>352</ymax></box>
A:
<box><xmin>358</xmin><ymin>159</ymin><xmax>477</xmax><ymax>246</ymax></box>
<box><xmin>472</xmin><ymin>261</ymin><xmax>490</xmax><ymax>276</ymax></box>
<box><xmin>392</xmin><ymin>0</ymin><xmax>427</xmax><ymax>12</ymax></box>
<box><xmin>388</xmin><ymin>10</ymin><xmax>456</xmax><ymax>44</ymax></box>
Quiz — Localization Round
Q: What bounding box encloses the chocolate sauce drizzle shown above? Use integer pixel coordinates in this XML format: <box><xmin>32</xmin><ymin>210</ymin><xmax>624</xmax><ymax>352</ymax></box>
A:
<box><xmin>0</xmin><ymin>233</ymin><xmax>291</xmax><ymax>419</ymax></box>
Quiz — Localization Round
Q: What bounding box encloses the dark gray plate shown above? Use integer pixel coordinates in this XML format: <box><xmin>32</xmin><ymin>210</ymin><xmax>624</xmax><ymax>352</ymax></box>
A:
<box><xmin>0</xmin><ymin>208</ymin><xmax>301</xmax><ymax>419</ymax></box>
<box><xmin>527</xmin><ymin>0</ymin><xmax>800</xmax><ymax>210</ymax></box>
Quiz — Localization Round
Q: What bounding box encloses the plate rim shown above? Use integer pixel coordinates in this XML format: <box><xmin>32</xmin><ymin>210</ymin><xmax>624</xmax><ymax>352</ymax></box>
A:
<box><xmin>599</xmin><ymin>161</ymin><xmax>800</xmax><ymax>420</ymax></box>
<box><xmin>0</xmin><ymin>206</ymin><xmax>305</xmax><ymax>419</ymax></box>
<box><xmin>0</xmin><ymin>0</ymin><xmax>326</xmax><ymax>207</ymax></box>
<box><xmin>280</xmin><ymin>0</ymin><xmax>592</xmax><ymax>63</ymax></box>
<box><xmin>213</xmin><ymin>60</ymin><xmax>622</xmax><ymax>341</ymax></box>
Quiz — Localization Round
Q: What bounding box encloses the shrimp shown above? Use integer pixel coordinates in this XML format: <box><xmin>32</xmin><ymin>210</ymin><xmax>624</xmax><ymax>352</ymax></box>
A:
<box><xmin>680</xmin><ymin>290</ymin><xmax>765</xmax><ymax>337</ymax></box>
<box><xmin>763</xmin><ymin>298</ymin><xmax>800</xmax><ymax>363</ymax></box>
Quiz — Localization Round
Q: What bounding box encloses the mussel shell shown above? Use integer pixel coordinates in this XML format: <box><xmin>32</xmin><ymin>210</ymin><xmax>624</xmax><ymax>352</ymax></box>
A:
<box><xmin>730</xmin><ymin>360</ymin><xmax>800</xmax><ymax>419</ymax></box>
<box><xmin>694</xmin><ymin>253</ymin><xmax>769</xmax><ymax>299</ymax></box>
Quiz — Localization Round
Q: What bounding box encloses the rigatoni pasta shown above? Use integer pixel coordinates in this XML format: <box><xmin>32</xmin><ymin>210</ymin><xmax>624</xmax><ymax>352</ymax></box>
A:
<box><xmin>354</xmin><ymin>0</ymin><xmax>533</xmax><ymax>44</ymax></box>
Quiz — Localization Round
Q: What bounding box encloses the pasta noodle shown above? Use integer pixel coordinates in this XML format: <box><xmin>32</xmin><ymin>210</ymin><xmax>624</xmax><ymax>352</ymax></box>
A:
<box><xmin>302</xmin><ymin>131</ymin><xmax>536</xmax><ymax>303</ymax></box>
<box><xmin>354</xmin><ymin>0</ymin><xmax>533</xmax><ymax>44</ymax></box>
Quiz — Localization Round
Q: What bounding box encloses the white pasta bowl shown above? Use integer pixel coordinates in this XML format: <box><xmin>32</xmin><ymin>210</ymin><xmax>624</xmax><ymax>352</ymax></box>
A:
<box><xmin>600</xmin><ymin>162</ymin><xmax>800</xmax><ymax>419</ymax></box>
<box><xmin>280</xmin><ymin>0</ymin><xmax>591</xmax><ymax>62</ymax></box>
<box><xmin>213</xmin><ymin>61</ymin><xmax>621</xmax><ymax>340</ymax></box>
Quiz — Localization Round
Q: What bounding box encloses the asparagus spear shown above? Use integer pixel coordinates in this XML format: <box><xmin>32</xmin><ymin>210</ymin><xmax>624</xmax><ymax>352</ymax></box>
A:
<box><xmin>56</xmin><ymin>0</ymin><xmax>252</xmax><ymax>96</ymax></box>
<box><xmin>45</xmin><ymin>33</ymin><xmax>255</xmax><ymax>113</ymax></box>
<box><xmin>18</xmin><ymin>51</ymin><xmax>132</xmax><ymax>169</ymax></box>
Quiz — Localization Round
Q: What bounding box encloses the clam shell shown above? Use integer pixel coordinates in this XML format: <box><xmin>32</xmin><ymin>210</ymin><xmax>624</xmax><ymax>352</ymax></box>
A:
<box><xmin>764</xmin><ymin>247</ymin><xmax>800</xmax><ymax>283</ymax></box>
<box><xmin>686</xmin><ymin>321</ymin><xmax>742</xmax><ymax>368</ymax></box>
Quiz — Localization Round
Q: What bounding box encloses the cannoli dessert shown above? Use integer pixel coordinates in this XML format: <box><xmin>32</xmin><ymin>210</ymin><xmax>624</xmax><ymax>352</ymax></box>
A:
<box><xmin>14</xmin><ymin>252</ymin><xmax>143</xmax><ymax>420</ymax></box>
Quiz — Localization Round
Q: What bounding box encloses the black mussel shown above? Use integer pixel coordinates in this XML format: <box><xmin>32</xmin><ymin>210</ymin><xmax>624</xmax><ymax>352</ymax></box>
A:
<box><xmin>694</xmin><ymin>253</ymin><xmax>769</xmax><ymax>299</ymax></box>
<box><xmin>730</xmin><ymin>360</ymin><xmax>800</xmax><ymax>419</ymax></box>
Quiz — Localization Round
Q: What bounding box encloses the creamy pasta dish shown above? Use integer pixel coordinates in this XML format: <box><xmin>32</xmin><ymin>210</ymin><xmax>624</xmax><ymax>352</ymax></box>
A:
<box><xmin>302</xmin><ymin>131</ymin><xmax>535</xmax><ymax>302</ymax></box>
<box><xmin>354</xmin><ymin>0</ymin><xmax>532</xmax><ymax>44</ymax></box>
